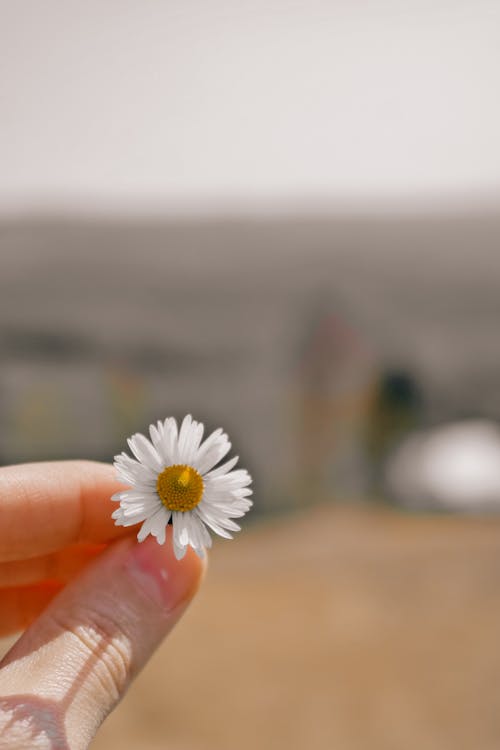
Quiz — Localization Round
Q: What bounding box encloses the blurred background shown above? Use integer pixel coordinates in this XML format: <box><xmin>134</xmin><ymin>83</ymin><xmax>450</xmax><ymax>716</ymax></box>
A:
<box><xmin>2</xmin><ymin>1</ymin><xmax>500</xmax><ymax>748</ymax></box>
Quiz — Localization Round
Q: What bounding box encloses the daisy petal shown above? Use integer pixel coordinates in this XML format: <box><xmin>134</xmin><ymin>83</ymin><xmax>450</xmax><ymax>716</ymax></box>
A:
<box><xmin>180</xmin><ymin>418</ymin><xmax>205</xmax><ymax>465</ymax></box>
<box><xmin>160</xmin><ymin>417</ymin><xmax>179</xmax><ymax>464</ymax></box>
<box><xmin>197</xmin><ymin>438</ymin><xmax>232</xmax><ymax>475</ymax></box>
<box><xmin>195</xmin><ymin>506</ymin><xmax>234</xmax><ymax>539</ymax></box>
<box><xmin>149</xmin><ymin>422</ymin><xmax>166</xmax><ymax>457</ymax></box>
<box><xmin>192</xmin><ymin>428</ymin><xmax>225</xmax><ymax>472</ymax></box>
<box><xmin>151</xmin><ymin>507</ymin><xmax>170</xmax><ymax>545</ymax></box>
<box><xmin>204</xmin><ymin>455</ymin><xmax>239</xmax><ymax>480</ymax></box>
<box><xmin>177</xmin><ymin>414</ymin><xmax>194</xmax><ymax>463</ymax></box>
<box><xmin>173</xmin><ymin>539</ymin><xmax>187</xmax><ymax>560</ymax></box>
<box><xmin>127</xmin><ymin>433</ymin><xmax>163</xmax><ymax>472</ymax></box>
<box><xmin>137</xmin><ymin>507</ymin><xmax>166</xmax><ymax>542</ymax></box>
<box><xmin>114</xmin><ymin>453</ymin><xmax>157</xmax><ymax>484</ymax></box>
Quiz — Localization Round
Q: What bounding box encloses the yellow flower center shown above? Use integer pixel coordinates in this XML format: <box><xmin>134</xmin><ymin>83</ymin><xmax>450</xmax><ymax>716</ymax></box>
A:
<box><xmin>156</xmin><ymin>464</ymin><xmax>204</xmax><ymax>512</ymax></box>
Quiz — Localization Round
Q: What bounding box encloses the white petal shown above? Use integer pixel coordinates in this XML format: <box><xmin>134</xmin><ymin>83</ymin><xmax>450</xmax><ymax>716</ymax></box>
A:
<box><xmin>204</xmin><ymin>455</ymin><xmax>239</xmax><ymax>480</ymax></box>
<box><xmin>117</xmin><ymin>504</ymin><xmax>151</xmax><ymax>518</ymax></box>
<box><xmin>181</xmin><ymin>512</ymin><xmax>196</xmax><ymax>546</ymax></box>
<box><xmin>206</xmin><ymin>469</ymin><xmax>252</xmax><ymax>489</ymax></box>
<box><xmin>203</xmin><ymin>500</ymin><xmax>252</xmax><ymax>518</ymax></box>
<box><xmin>176</xmin><ymin>414</ymin><xmax>193</xmax><ymax>463</ymax></box>
<box><xmin>195</xmin><ymin>506</ymin><xmax>234</xmax><ymax>539</ymax></box>
<box><xmin>195</xmin><ymin>516</ymin><xmax>212</xmax><ymax>548</ymax></box>
<box><xmin>137</xmin><ymin>510</ymin><xmax>161</xmax><ymax>542</ymax></box>
<box><xmin>114</xmin><ymin>467</ymin><xmax>137</xmax><ymax>486</ymax></box>
<box><xmin>127</xmin><ymin>433</ymin><xmax>163</xmax><ymax>472</ymax></box>
<box><xmin>202</xmin><ymin>484</ymin><xmax>252</xmax><ymax>505</ymax></box>
<box><xmin>201</xmin><ymin>504</ymin><xmax>241</xmax><ymax>531</ymax></box>
<box><xmin>185</xmin><ymin>512</ymin><xmax>206</xmax><ymax>551</ymax></box>
<box><xmin>149</xmin><ymin>422</ymin><xmax>167</xmax><ymax>459</ymax></box>
<box><xmin>195</xmin><ymin>530</ymin><xmax>211</xmax><ymax>553</ymax></box>
<box><xmin>231</xmin><ymin>487</ymin><xmax>253</xmax><ymax>498</ymax></box>
<box><xmin>112</xmin><ymin>489</ymin><xmax>156</xmax><ymax>503</ymax></box>
<box><xmin>173</xmin><ymin>539</ymin><xmax>187</xmax><ymax>560</ymax></box>
<box><xmin>192</xmin><ymin>428</ymin><xmax>224</xmax><ymax>470</ymax></box>
<box><xmin>120</xmin><ymin>519</ymin><xmax>146</xmax><ymax>528</ymax></box>
<box><xmin>122</xmin><ymin>479</ymin><xmax>158</xmax><ymax>494</ymax></box>
<box><xmin>151</xmin><ymin>507</ymin><xmax>170</xmax><ymax>545</ymax></box>
<box><xmin>114</xmin><ymin>508</ymin><xmax>151</xmax><ymax>527</ymax></box>
<box><xmin>196</xmin><ymin>437</ymin><xmax>232</xmax><ymax>475</ymax></box>
<box><xmin>172</xmin><ymin>511</ymin><xmax>186</xmax><ymax>548</ymax></box>
<box><xmin>160</xmin><ymin>417</ymin><xmax>179</xmax><ymax>464</ymax></box>
<box><xmin>179</xmin><ymin>418</ymin><xmax>205</xmax><ymax>465</ymax></box>
<box><xmin>171</xmin><ymin>513</ymin><xmax>188</xmax><ymax>560</ymax></box>
<box><xmin>114</xmin><ymin>453</ymin><xmax>156</xmax><ymax>484</ymax></box>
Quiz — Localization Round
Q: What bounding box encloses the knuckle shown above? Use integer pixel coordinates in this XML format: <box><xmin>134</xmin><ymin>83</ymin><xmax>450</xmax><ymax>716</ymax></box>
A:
<box><xmin>47</xmin><ymin>608</ymin><xmax>133</xmax><ymax>702</ymax></box>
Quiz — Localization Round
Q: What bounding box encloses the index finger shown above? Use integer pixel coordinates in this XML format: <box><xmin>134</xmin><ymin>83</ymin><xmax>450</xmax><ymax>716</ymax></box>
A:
<box><xmin>0</xmin><ymin>461</ymin><xmax>129</xmax><ymax>562</ymax></box>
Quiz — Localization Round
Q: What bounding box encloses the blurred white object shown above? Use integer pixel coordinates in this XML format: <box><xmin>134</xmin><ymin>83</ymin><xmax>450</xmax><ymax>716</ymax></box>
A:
<box><xmin>385</xmin><ymin>420</ymin><xmax>500</xmax><ymax>511</ymax></box>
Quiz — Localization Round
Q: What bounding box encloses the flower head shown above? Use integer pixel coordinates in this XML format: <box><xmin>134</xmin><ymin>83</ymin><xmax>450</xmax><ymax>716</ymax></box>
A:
<box><xmin>112</xmin><ymin>415</ymin><xmax>253</xmax><ymax>559</ymax></box>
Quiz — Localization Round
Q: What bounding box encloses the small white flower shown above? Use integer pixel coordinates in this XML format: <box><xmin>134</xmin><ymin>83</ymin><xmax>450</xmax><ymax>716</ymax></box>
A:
<box><xmin>112</xmin><ymin>415</ymin><xmax>253</xmax><ymax>560</ymax></box>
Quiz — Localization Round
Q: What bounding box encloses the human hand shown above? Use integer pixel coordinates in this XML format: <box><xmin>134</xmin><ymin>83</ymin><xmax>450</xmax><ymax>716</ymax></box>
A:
<box><xmin>0</xmin><ymin>461</ymin><xmax>205</xmax><ymax>749</ymax></box>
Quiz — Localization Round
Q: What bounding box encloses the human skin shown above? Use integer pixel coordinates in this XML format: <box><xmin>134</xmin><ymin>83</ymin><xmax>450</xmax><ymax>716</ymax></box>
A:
<box><xmin>0</xmin><ymin>461</ymin><xmax>205</xmax><ymax>749</ymax></box>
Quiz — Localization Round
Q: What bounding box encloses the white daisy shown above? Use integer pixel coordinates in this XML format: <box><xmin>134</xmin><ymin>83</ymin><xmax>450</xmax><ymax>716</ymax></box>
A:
<box><xmin>112</xmin><ymin>415</ymin><xmax>253</xmax><ymax>560</ymax></box>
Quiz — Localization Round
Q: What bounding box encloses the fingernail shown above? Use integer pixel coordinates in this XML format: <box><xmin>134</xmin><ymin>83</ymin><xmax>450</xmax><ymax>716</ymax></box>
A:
<box><xmin>125</xmin><ymin>529</ymin><xmax>203</xmax><ymax>613</ymax></box>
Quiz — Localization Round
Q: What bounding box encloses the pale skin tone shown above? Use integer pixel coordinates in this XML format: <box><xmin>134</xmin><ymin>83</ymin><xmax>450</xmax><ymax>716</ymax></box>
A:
<box><xmin>0</xmin><ymin>461</ymin><xmax>205</xmax><ymax>749</ymax></box>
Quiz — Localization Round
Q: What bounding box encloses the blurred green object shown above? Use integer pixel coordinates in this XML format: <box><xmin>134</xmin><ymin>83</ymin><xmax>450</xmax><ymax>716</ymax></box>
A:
<box><xmin>365</xmin><ymin>369</ymin><xmax>422</xmax><ymax>489</ymax></box>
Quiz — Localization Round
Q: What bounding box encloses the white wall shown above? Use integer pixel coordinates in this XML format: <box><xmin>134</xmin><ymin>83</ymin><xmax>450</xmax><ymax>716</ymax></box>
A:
<box><xmin>1</xmin><ymin>0</ymin><xmax>500</xmax><ymax>214</ymax></box>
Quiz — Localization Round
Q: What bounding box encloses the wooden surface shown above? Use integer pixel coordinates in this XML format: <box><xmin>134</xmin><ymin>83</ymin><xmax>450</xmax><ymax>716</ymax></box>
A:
<box><xmin>91</xmin><ymin>506</ymin><xmax>500</xmax><ymax>750</ymax></box>
<box><xmin>1</xmin><ymin>506</ymin><xmax>499</xmax><ymax>749</ymax></box>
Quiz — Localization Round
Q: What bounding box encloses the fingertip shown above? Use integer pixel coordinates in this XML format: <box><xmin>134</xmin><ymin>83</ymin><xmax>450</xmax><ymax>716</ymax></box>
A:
<box><xmin>126</xmin><ymin>528</ymin><xmax>206</xmax><ymax>613</ymax></box>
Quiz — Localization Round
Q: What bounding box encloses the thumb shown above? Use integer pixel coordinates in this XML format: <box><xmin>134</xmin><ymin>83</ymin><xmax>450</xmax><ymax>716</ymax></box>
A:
<box><xmin>0</xmin><ymin>529</ymin><xmax>205</xmax><ymax>750</ymax></box>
